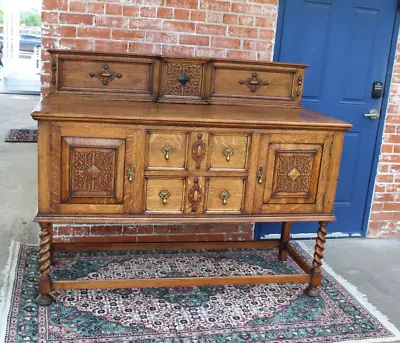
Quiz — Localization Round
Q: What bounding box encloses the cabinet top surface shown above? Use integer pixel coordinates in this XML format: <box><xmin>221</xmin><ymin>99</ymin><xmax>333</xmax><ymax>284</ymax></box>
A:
<box><xmin>32</xmin><ymin>96</ymin><xmax>351</xmax><ymax>130</ymax></box>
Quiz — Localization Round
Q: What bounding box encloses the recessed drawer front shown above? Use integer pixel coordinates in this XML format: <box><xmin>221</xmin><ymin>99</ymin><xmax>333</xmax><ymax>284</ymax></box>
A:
<box><xmin>147</xmin><ymin>132</ymin><xmax>188</xmax><ymax>170</ymax></box>
<box><xmin>210</xmin><ymin>62</ymin><xmax>304</xmax><ymax>106</ymax></box>
<box><xmin>145</xmin><ymin>178</ymin><xmax>185</xmax><ymax>213</ymax></box>
<box><xmin>209</xmin><ymin>134</ymin><xmax>250</xmax><ymax>171</ymax></box>
<box><xmin>56</xmin><ymin>55</ymin><xmax>157</xmax><ymax>99</ymax></box>
<box><xmin>205</xmin><ymin>178</ymin><xmax>245</xmax><ymax>213</ymax></box>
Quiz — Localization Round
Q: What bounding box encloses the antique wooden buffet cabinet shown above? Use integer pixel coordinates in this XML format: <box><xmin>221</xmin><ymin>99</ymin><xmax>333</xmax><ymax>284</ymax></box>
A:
<box><xmin>32</xmin><ymin>50</ymin><xmax>351</xmax><ymax>305</ymax></box>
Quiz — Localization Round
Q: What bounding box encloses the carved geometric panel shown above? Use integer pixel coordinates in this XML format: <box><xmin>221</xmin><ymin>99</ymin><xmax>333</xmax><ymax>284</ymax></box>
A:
<box><xmin>61</xmin><ymin>137</ymin><xmax>125</xmax><ymax>205</ymax></box>
<box><xmin>274</xmin><ymin>153</ymin><xmax>315</xmax><ymax>195</ymax></box>
<box><xmin>71</xmin><ymin>148</ymin><xmax>116</xmax><ymax>196</ymax></box>
<box><xmin>163</xmin><ymin>62</ymin><xmax>204</xmax><ymax>97</ymax></box>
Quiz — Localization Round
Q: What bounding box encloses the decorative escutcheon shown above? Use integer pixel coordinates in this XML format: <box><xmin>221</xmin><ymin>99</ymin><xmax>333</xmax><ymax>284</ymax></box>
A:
<box><xmin>223</xmin><ymin>147</ymin><xmax>234</xmax><ymax>162</ymax></box>
<box><xmin>257</xmin><ymin>166</ymin><xmax>264</xmax><ymax>184</ymax></box>
<box><xmin>191</xmin><ymin>133</ymin><xmax>206</xmax><ymax>169</ymax></box>
<box><xmin>127</xmin><ymin>165</ymin><xmax>134</xmax><ymax>182</ymax></box>
<box><xmin>239</xmin><ymin>72</ymin><xmax>269</xmax><ymax>92</ymax></box>
<box><xmin>219</xmin><ymin>190</ymin><xmax>230</xmax><ymax>205</ymax></box>
<box><xmin>162</xmin><ymin>145</ymin><xmax>173</xmax><ymax>161</ymax></box>
<box><xmin>89</xmin><ymin>64</ymin><xmax>122</xmax><ymax>85</ymax></box>
<box><xmin>159</xmin><ymin>189</ymin><xmax>170</xmax><ymax>204</ymax></box>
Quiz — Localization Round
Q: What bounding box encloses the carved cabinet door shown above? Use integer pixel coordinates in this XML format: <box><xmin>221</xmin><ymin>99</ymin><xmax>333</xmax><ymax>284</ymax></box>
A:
<box><xmin>51</xmin><ymin>124</ymin><xmax>135</xmax><ymax>214</ymax></box>
<box><xmin>253</xmin><ymin>132</ymin><xmax>333</xmax><ymax>214</ymax></box>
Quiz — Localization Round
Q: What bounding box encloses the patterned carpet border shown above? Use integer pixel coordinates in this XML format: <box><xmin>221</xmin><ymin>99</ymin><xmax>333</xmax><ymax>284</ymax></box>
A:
<box><xmin>1</xmin><ymin>241</ymin><xmax>400</xmax><ymax>343</ymax></box>
<box><xmin>5</xmin><ymin>129</ymin><xmax>38</xmax><ymax>143</ymax></box>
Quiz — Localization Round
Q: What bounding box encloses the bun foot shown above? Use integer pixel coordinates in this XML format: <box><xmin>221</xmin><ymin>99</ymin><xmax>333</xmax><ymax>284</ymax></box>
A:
<box><xmin>304</xmin><ymin>285</ymin><xmax>321</xmax><ymax>297</ymax></box>
<box><xmin>36</xmin><ymin>294</ymin><xmax>54</xmax><ymax>306</ymax></box>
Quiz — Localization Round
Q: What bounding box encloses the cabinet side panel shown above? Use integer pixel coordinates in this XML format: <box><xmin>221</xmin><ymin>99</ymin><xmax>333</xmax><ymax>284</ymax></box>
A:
<box><xmin>323</xmin><ymin>132</ymin><xmax>345</xmax><ymax>213</ymax></box>
<box><xmin>38</xmin><ymin>121</ymin><xmax>51</xmax><ymax>213</ymax></box>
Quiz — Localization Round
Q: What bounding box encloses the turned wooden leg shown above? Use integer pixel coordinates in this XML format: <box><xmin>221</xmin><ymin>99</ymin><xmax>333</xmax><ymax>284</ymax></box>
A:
<box><xmin>37</xmin><ymin>223</ymin><xmax>54</xmax><ymax>306</ymax></box>
<box><xmin>279</xmin><ymin>222</ymin><xmax>291</xmax><ymax>261</ymax></box>
<box><xmin>305</xmin><ymin>221</ymin><xmax>328</xmax><ymax>297</ymax></box>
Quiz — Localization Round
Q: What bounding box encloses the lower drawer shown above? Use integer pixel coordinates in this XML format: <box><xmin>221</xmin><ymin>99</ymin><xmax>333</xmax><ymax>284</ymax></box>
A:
<box><xmin>145</xmin><ymin>178</ymin><xmax>185</xmax><ymax>213</ymax></box>
<box><xmin>205</xmin><ymin>177</ymin><xmax>245</xmax><ymax>213</ymax></box>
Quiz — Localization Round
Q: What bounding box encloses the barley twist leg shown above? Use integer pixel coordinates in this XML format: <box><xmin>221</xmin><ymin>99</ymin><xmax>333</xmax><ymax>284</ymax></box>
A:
<box><xmin>279</xmin><ymin>222</ymin><xmax>291</xmax><ymax>261</ymax></box>
<box><xmin>36</xmin><ymin>223</ymin><xmax>54</xmax><ymax>306</ymax></box>
<box><xmin>305</xmin><ymin>221</ymin><xmax>328</xmax><ymax>297</ymax></box>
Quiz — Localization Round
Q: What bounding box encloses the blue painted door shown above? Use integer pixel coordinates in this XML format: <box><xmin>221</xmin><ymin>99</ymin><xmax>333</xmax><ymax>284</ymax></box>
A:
<box><xmin>258</xmin><ymin>0</ymin><xmax>397</xmax><ymax>237</ymax></box>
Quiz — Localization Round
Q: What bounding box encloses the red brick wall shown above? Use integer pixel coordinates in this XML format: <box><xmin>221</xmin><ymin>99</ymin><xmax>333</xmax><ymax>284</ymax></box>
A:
<box><xmin>41</xmin><ymin>0</ymin><xmax>278</xmax><ymax>95</ymax></box>
<box><xmin>367</xmin><ymin>31</ymin><xmax>400</xmax><ymax>237</ymax></box>
<box><xmin>42</xmin><ymin>0</ymin><xmax>276</xmax><ymax>242</ymax></box>
<box><xmin>53</xmin><ymin>223</ymin><xmax>255</xmax><ymax>243</ymax></box>
<box><xmin>42</xmin><ymin>0</ymin><xmax>400</xmax><ymax>238</ymax></box>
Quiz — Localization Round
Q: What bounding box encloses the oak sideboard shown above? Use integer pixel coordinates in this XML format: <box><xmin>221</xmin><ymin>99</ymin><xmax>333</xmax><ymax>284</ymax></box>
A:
<box><xmin>32</xmin><ymin>50</ymin><xmax>351</xmax><ymax>305</ymax></box>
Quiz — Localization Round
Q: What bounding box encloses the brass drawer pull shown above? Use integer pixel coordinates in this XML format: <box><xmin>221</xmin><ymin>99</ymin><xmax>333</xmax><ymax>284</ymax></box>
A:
<box><xmin>162</xmin><ymin>145</ymin><xmax>173</xmax><ymax>161</ymax></box>
<box><xmin>219</xmin><ymin>190</ymin><xmax>230</xmax><ymax>205</ymax></box>
<box><xmin>223</xmin><ymin>147</ymin><xmax>234</xmax><ymax>162</ymax></box>
<box><xmin>258</xmin><ymin>166</ymin><xmax>264</xmax><ymax>184</ymax></box>
<box><xmin>159</xmin><ymin>189</ymin><xmax>170</xmax><ymax>204</ymax></box>
<box><xmin>127</xmin><ymin>165</ymin><xmax>134</xmax><ymax>182</ymax></box>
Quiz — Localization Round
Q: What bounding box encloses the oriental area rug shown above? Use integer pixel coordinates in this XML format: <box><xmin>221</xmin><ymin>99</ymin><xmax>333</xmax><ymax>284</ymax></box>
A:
<box><xmin>5</xmin><ymin>129</ymin><xmax>38</xmax><ymax>143</ymax></box>
<box><xmin>1</xmin><ymin>242</ymin><xmax>399</xmax><ymax>343</ymax></box>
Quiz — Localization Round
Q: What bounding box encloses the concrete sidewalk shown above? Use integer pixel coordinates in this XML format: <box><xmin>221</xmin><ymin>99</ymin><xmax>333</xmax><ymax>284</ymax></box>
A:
<box><xmin>0</xmin><ymin>94</ymin><xmax>399</xmax><ymax>334</ymax></box>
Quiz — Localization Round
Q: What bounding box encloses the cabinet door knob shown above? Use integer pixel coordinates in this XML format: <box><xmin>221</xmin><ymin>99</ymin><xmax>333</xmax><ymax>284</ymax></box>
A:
<box><xmin>159</xmin><ymin>189</ymin><xmax>170</xmax><ymax>204</ymax></box>
<box><xmin>127</xmin><ymin>165</ymin><xmax>134</xmax><ymax>182</ymax></box>
<box><xmin>219</xmin><ymin>190</ymin><xmax>230</xmax><ymax>205</ymax></box>
<box><xmin>223</xmin><ymin>147</ymin><xmax>234</xmax><ymax>162</ymax></box>
<box><xmin>162</xmin><ymin>145</ymin><xmax>173</xmax><ymax>160</ymax></box>
<box><xmin>258</xmin><ymin>167</ymin><xmax>264</xmax><ymax>184</ymax></box>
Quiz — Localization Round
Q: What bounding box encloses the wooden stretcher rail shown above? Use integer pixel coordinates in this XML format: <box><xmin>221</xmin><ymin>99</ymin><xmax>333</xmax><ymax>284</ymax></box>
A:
<box><xmin>52</xmin><ymin>274</ymin><xmax>312</xmax><ymax>290</ymax></box>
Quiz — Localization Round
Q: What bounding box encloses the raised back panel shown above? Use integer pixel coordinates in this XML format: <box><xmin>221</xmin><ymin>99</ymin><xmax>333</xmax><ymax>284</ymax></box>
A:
<box><xmin>48</xmin><ymin>50</ymin><xmax>307</xmax><ymax>107</ymax></box>
<box><xmin>52</xmin><ymin>52</ymin><xmax>158</xmax><ymax>100</ymax></box>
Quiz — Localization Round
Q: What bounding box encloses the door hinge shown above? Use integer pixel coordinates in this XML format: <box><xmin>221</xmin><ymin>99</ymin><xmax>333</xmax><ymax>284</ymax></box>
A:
<box><xmin>49</xmin><ymin>135</ymin><xmax>53</xmax><ymax>150</ymax></box>
<box><xmin>50</xmin><ymin>192</ymin><xmax>53</xmax><ymax>209</ymax></box>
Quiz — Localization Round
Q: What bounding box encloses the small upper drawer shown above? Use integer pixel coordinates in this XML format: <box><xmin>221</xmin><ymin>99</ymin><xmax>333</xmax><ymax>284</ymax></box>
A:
<box><xmin>205</xmin><ymin>177</ymin><xmax>245</xmax><ymax>213</ymax></box>
<box><xmin>209</xmin><ymin>61</ymin><xmax>305</xmax><ymax>107</ymax></box>
<box><xmin>209</xmin><ymin>134</ymin><xmax>250</xmax><ymax>171</ymax></box>
<box><xmin>145</xmin><ymin>178</ymin><xmax>185</xmax><ymax>213</ymax></box>
<box><xmin>53</xmin><ymin>53</ymin><xmax>157</xmax><ymax>100</ymax></box>
<box><xmin>158</xmin><ymin>59</ymin><xmax>207</xmax><ymax>103</ymax></box>
<box><xmin>147</xmin><ymin>131</ymin><xmax>188</xmax><ymax>170</ymax></box>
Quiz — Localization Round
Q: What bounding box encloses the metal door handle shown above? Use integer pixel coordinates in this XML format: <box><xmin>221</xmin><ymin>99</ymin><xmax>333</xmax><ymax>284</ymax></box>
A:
<box><xmin>364</xmin><ymin>109</ymin><xmax>380</xmax><ymax>120</ymax></box>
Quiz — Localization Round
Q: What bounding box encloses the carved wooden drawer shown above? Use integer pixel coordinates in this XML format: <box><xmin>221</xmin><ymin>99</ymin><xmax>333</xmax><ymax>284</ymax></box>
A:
<box><xmin>209</xmin><ymin>134</ymin><xmax>250</xmax><ymax>171</ymax></box>
<box><xmin>253</xmin><ymin>132</ymin><xmax>333</xmax><ymax>214</ymax></box>
<box><xmin>205</xmin><ymin>177</ymin><xmax>245</xmax><ymax>213</ymax></box>
<box><xmin>159</xmin><ymin>59</ymin><xmax>207</xmax><ymax>102</ymax></box>
<box><xmin>147</xmin><ymin>132</ymin><xmax>188</xmax><ymax>170</ymax></box>
<box><xmin>210</xmin><ymin>61</ymin><xmax>304</xmax><ymax>106</ymax></box>
<box><xmin>145</xmin><ymin>178</ymin><xmax>185</xmax><ymax>213</ymax></box>
<box><xmin>51</xmin><ymin>124</ymin><xmax>134</xmax><ymax>214</ymax></box>
<box><xmin>53</xmin><ymin>53</ymin><xmax>157</xmax><ymax>100</ymax></box>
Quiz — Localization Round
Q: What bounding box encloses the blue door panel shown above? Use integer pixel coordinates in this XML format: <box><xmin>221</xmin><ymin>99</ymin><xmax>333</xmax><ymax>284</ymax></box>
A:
<box><xmin>258</xmin><ymin>0</ymin><xmax>397</xmax><ymax>238</ymax></box>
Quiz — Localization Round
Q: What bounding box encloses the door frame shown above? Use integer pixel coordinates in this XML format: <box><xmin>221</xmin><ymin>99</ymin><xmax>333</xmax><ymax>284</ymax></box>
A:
<box><xmin>268</xmin><ymin>0</ymin><xmax>400</xmax><ymax>238</ymax></box>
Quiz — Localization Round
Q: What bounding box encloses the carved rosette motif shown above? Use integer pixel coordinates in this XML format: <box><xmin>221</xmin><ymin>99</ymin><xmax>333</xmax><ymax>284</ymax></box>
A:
<box><xmin>274</xmin><ymin>154</ymin><xmax>314</xmax><ymax>194</ymax></box>
<box><xmin>71</xmin><ymin>150</ymin><xmax>115</xmax><ymax>194</ymax></box>
<box><xmin>191</xmin><ymin>133</ymin><xmax>206</xmax><ymax>169</ymax></box>
<box><xmin>164</xmin><ymin>63</ymin><xmax>202</xmax><ymax>96</ymax></box>
<box><xmin>188</xmin><ymin>178</ymin><xmax>203</xmax><ymax>212</ymax></box>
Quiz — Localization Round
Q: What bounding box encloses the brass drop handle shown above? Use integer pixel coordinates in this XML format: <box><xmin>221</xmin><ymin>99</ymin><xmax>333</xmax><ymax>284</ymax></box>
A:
<box><xmin>257</xmin><ymin>167</ymin><xmax>264</xmax><ymax>184</ymax></box>
<box><xmin>162</xmin><ymin>145</ymin><xmax>173</xmax><ymax>161</ymax></box>
<box><xmin>127</xmin><ymin>165</ymin><xmax>134</xmax><ymax>182</ymax></box>
<box><xmin>159</xmin><ymin>189</ymin><xmax>170</xmax><ymax>204</ymax></box>
<box><xmin>219</xmin><ymin>190</ymin><xmax>230</xmax><ymax>205</ymax></box>
<box><xmin>223</xmin><ymin>147</ymin><xmax>234</xmax><ymax>162</ymax></box>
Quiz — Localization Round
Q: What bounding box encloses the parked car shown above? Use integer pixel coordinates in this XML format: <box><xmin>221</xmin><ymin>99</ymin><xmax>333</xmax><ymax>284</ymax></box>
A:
<box><xmin>0</xmin><ymin>34</ymin><xmax>41</xmax><ymax>52</ymax></box>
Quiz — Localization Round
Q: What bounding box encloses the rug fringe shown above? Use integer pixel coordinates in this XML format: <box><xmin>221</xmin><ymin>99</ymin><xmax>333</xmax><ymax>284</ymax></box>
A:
<box><xmin>297</xmin><ymin>241</ymin><xmax>400</xmax><ymax>343</ymax></box>
<box><xmin>0</xmin><ymin>241</ymin><xmax>20</xmax><ymax>343</ymax></box>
